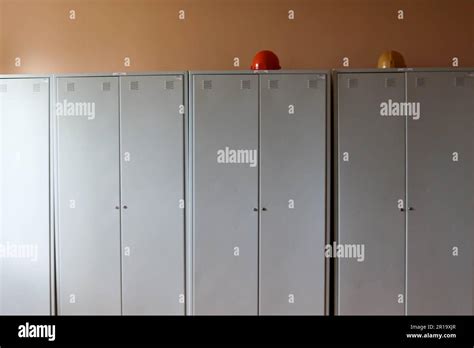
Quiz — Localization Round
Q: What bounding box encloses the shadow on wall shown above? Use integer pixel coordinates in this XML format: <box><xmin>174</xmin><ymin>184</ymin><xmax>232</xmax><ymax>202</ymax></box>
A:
<box><xmin>0</xmin><ymin>0</ymin><xmax>473</xmax><ymax>73</ymax></box>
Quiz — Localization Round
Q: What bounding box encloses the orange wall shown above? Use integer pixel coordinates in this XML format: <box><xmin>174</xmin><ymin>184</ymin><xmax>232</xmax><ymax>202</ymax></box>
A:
<box><xmin>0</xmin><ymin>0</ymin><xmax>473</xmax><ymax>74</ymax></box>
<box><xmin>0</xmin><ymin>0</ymin><xmax>4</xmax><ymax>72</ymax></box>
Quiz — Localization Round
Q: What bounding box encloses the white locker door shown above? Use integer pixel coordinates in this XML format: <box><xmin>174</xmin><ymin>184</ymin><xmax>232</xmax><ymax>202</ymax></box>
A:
<box><xmin>56</xmin><ymin>76</ymin><xmax>121</xmax><ymax>315</ymax></box>
<box><xmin>0</xmin><ymin>77</ymin><xmax>51</xmax><ymax>314</ymax></box>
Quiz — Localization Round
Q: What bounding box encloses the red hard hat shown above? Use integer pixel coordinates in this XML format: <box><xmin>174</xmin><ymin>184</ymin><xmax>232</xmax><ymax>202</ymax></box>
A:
<box><xmin>251</xmin><ymin>50</ymin><xmax>281</xmax><ymax>70</ymax></box>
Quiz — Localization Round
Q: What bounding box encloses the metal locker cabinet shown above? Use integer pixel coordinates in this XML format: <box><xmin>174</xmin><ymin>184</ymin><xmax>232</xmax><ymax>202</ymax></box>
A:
<box><xmin>336</xmin><ymin>72</ymin><xmax>405</xmax><ymax>315</ymax></box>
<box><xmin>0</xmin><ymin>77</ymin><xmax>51</xmax><ymax>314</ymax></box>
<box><xmin>56</xmin><ymin>76</ymin><xmax>121</xmax><ymax>314</ymax></box>
<box><xmin>259</xmin><ymin>73</ymin><xmax>327</xmax><ymax>315</ymax></box>
<box><xmin>120</xmin><ymin>74</ymin><xmax>185</xmax><ymax>315</ymax></box>
<box><xmin>191</xmin><ymin>73</ymin><xmax>259</xmax><ymax>314</ymax></box>
<box><xmin>406</xmin><ymin>71</ymin><xmax>474</xmax><ymax>314</ymax></box>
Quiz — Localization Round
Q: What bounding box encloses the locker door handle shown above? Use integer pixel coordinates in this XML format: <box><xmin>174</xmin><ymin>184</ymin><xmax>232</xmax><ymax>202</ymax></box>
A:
<box><xmin>399</xmin><ymin>208</ymin><xmax>405</xmax><ymax>212</ymax></box>
<box><xmin>123</xmin><ymin>205</ymin><xmax>128</xmax><ymax>209</ymax></box>
<box><xmin>408</xmin><ymin>207</ymin><xmax>414</xmax><ymax>211</ymax></box>
<box><xmin>115</xmin><ymin>206</ymin><xmax>120</xmax><ymax>210</ymax></box>
<box><xmin>253</xmin><ymin>208</ymin><xmax>258</xmax><ymax>212</ymax></box>
<box><xmin>262</xmin><ymin>208</ymin><xmax>267</xmax><ymax>211</ymax></box>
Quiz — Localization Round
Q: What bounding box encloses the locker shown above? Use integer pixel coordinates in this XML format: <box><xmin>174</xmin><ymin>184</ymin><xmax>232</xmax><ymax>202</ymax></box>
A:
<box><xmin>190</xmin><ymin>71</ymin><xmax>328</xmax><ymax>315</ymax></box>
<box><xmin>336</xmin><ymin>72</ymin><xmax>406</xmax><ymax>315</ymax></box>
<box><xmin>56</xmin><ymin>76</ymin><xmax>121</xmax><ymax>314</ymax></box>
<box><xmin>120</xmin><ymin>75</ymin><xmax>185</xmax><ymax>314</ymax></box>
<box><xmin>191</xmin><ymin>74</ymin><xmax>259</xmax><ymax>315</ymax></box>
<box><xmin>336</xmin><ymin>68</ymin><xmax>474</xmax><ymax>315</ymax></box>
<box><xmin>406</xmin><ymin>71</ymin><xmax>474</xmax><ymax>314</ymax></box>
<box><xmin>259</xmin><ymin>74</ymin><xmax>327</xmax><ymax>314</ymax></box>
<box><xmin>0</xmin><ymin>77</ymin><xmax>51</xmax><ymax>314</ymax></box>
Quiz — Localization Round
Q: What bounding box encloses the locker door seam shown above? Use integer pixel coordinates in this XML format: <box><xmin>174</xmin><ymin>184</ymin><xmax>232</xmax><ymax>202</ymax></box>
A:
<box><xmin>182</xmin><ymin>73</ymin><xmax>188</xmax><ymax>315</ymax></box>
<box><xmin>54</xmin><ymin>77</ymin><xmax>62</xmax><ymax>315</ymax></box>
<box><xmin>118</xmin><ymin>76</ymin><xmax>124</xmax><ymax>315</ymax></box>
<box><xmin>404</xmin><ymin>72</ymin><xmax>408</xmax><ymax>316</ymax></box>
<box><xmin>257</xmin><ymin>74</ymin><xmax>261</xmax><ymax>315</ymax></box>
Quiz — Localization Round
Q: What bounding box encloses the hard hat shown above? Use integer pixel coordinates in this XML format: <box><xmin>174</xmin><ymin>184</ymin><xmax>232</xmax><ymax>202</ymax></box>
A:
<box><xmin>251</xmin><ymin>50</ymin><xmax>281</xmax><ymax>70</ymax></box>
<box><xmin>377</xmin><ymin>50</ymin><xmax>406</xmax><ymax>68</ymax></box>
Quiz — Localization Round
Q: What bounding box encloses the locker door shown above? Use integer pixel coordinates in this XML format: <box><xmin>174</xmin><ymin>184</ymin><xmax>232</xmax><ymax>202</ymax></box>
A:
<box><xmin>260</xmin><ymin>74</ymin><xmax>327</xmax><ymax>314</ymax></box>
<box><xmin>192</xmin><ymin>74</ymin><xmax>258</xmax><ymax>314</ymax></box>
<box><xmin>56</xmin><ymin>77</ymin><xmax>121</xmax><ymax>314</ymax></box>
<box><xmin>406</xmin><ymin>72</ymin><xmax>474</xmax><ymax>314</ymax></box>
<box><xmin>120</xmin><ymin>75</ymin><xmax>185</xmax><ymax>315</ymax></box>
<box><xmin>337</xmin><ymin>73</ymin><xmax>405</xmax><ymax>315</ymax></box>
<box><xmin>0</xmin><ymin>78</ymin><xmax>51</xmax><ymax>314</ymax></box>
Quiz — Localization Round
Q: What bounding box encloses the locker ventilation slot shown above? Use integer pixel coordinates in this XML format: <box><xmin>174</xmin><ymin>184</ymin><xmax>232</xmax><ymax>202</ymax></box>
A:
<box><xmin>67</xmin><ymin>83</ymin><xmax>75</xmax><ymax>92</ymax></box>
<box><xmin>385</xmin><ymin>78</ymin><xmax>396</xmax><ymax>88</ymax></box>
<box><xmin>455</xmin><ymin>77</ymin><xmax>464</xmax><ymax>87</ymax></box>
<box><xmin>33</xmin><ymin>83</ymin><xmax>41</xmax><ymax>92</ymax></box>
<box><xmin>130</xmin><ymin>81</ymin><xmax>139</xmax><ymax>91</ymax></box>
<box><xmin>347</xmin><ymin>78</ymin><xmax>358</xmax><ymax>88</ymax></box>
<box><xmin>165</xmin><ymin>81</ymin><xmax>175</xmax><ymax>90</ymax></box>
<box><xmin>202</xmin><ymin>80</ymin><xmax>212</xmax><ymax>90</ymax></box>
<box><xmin>241</xmin><ymin>80</ymin><xmax>251</xmax><ymax>90</ymax></box>
<box><xmin>308</xmin><ymin>79</ymin><xmax>318</xmax><ymax>89</ymax></box>
<box><xmin>0</xmin><ymin>84</ymin><xmax>7</xmax><ymax>93</ymax></box>
<box><xmin>415</xmin><ymin>78</ymin><xmax>425</xmax><ymax>88</ymax></box>
<box><xmin>268</xmin><ymin>80</ymin><xmax>279</xmax><ymax>89</ymax></box>
<box><xmin>102</xmin><ymin>82</ymin><xmax>111</xmax><ymax>91</ymax></box>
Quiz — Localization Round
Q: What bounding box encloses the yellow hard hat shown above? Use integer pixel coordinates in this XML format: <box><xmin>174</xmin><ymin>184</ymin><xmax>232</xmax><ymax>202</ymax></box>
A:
<box><xmin>377</xmin><ymin>50</ymin><xmax>406</xmax><ymax>68</ymax></box>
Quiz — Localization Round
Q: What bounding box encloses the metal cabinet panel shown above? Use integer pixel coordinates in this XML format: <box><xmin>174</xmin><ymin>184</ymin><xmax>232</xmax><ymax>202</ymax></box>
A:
<box><xmin>406</xmin><ymin>72</ymin><xmax>474</xmax><ymax>314</ymax></box>
<box><xmin>337</xmin><ymin>73</ymin><xmax>406</xmax><ymax>315</ymax></box>
<box><xmin>56</xmin><ymin>77</ymin><xmax>121</xmax><ymax>315</ymax></box>
<box><xmin>192</xmin><ymin>74</ymin><xmax>259</xmax><ymax>314</ymax></box>
<box><xmin>259</xmin><ymin>74</ymin><xmax>326</xmax><ymax>314</ymax></box>
<box><xmin>120</xmin><ymin>75</ymin><xmax>185</xmax><ymax>315</ymax></box>
<box><xmin>0</xmin><ymin>78</ymin><xmax>51</xmax><ymax>314</ymax></box>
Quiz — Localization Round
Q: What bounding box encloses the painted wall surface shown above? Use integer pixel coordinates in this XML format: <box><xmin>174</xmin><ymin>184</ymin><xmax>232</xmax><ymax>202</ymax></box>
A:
<box><xmin>0</xmin><ymin>0</ymin><xmax>4</xmax><ymax>72</ymax></box>
<box><xmin>0</xmin><ymin>0</ymin><xmax>473</xmax><ymax>74</ymax></box>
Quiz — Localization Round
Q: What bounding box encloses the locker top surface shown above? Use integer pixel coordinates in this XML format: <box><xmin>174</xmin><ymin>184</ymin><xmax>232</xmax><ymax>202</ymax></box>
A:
<box><xmin>2</xmin><ymin>68</ymin><xmax>473</xmax><ymax>79</ymax></box>
<box><xmin>189</xmin><ymin>70</ymin><xmax>329</xmax><ymax>76</ymax></box>
<box><xmin>54</xmin><ymin>71</ymin><xmax>187</xmax><ymax>78</ymax></box>
<box><xmin>334</xmin><ymin>67</ymin><xmax>474</xmax><ymax>74</ymax></box>
<box><xmin>0</xmin><ymin>74</ymin><xmax>51</xmax><ymax>79</ymax></box>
